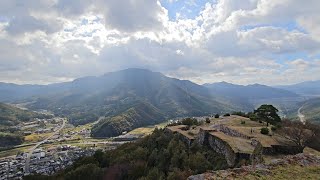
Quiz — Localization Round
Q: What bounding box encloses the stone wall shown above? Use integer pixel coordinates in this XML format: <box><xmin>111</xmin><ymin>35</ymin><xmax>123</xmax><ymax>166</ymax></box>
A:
<box><xmin>272</xmin><ymin>145</ymin><xmax>302</xmax><ymax>154</ymax></box>
<box><xmin>167</xmin><ymin>125</ymin><xmax>298</xmax><ymax>168</ymax></box>
<box><xmin>197</xmin><ymin>128</ymin><xmax>215</xmax><ymax>146</ymax></box>
<box><xmin>213</xmin><ymin>124</ymin><xmax>252</xmax><ymax>139</ymax></box>
<box><xmin>251</xmin><ymin>139</ymin><xmax>263</xmax><ymax>163</ymax></box>
<box><xmin>179</xmin><ymin>133</ymin><xmax>194</xmax><ymax>147</ymax></box>
<box><xmin>207</xmin><ymin>134</ymin><xmax>237</xmax><ymax>167</ymax></box>
<box><xmin>196</xmin><ymin>127</ymin><xmax>262</xmax><ymax>167</ymax></box>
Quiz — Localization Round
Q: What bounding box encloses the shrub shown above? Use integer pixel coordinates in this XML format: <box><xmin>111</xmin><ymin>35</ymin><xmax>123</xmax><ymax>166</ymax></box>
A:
<box><xmin>248</xmin><ymin>113</ymin><xmax>258</xmax><ymax>121</ymax></box>
<box><xmin>241</xmin><ymin>121</ymin><xmax>246</xmax><ymax>125</ymax></box>
<box><xmin>232</xmin><ymin>111</ymin><xmax>248</xmax><ymax>118</ymax></box>
<box><xmin>223</xmin><ymin>113</ymin><xmax>230</xmax><ymax>117</ymax></box>
<box><xmin>260</xmin><ymin>128</ymin><xmax>269</xmax><ymax>135</ymax></box>
<box><xmin>214</xmin><ymin>114</ymin><xmax>219</xmax><ymax>118</ymax></box>
<box><xmin>205</xmin><ymin>118</ymin><xmax>210</xmax><ymax>123</ymax></box>
<box><xmin>181</xmin><ymin>118</ymin><xmax>199</xmax><ymax>126</ymax></box>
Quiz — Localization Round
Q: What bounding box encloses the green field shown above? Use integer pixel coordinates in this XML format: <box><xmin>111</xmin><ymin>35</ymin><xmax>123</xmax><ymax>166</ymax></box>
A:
<box><xmin>0</xmin><ymin>144</ymin><xmax>34</xmax><ymax>159</ymax></box>
<box><xmin>128</xmin><ymin>121</ymin><xmax>168</xmax><ymax>136</ymax></box>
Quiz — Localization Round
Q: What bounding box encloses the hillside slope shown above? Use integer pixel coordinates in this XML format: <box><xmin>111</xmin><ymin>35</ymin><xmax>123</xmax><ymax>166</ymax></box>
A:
<box><xmin>188</xmin><ymin>153</ymin><xmax>320</xmax><ymax>180</ymax></box>
<box><xmin>0</xmin><ymin>103</ymin><xmax>52</xmax><ymax>147</ymax></box>
<box><xmin>0</xmin><ymin>103</ymin><xmax>51</xmax><ymax>128</ymax></box>
<box><xmin>91</xmin><ymin>102</ymin><xmax>165</xmax><ymax>137</ymax></box>
<box><xmin>301</xmin><ymin>97</ymin><xmax>320</xmax><ymax>123</ymax></box>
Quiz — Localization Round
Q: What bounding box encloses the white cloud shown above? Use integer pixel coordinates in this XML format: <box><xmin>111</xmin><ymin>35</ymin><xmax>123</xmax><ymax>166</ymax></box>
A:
<box><xmin>98</xmin><ymin>0</ymin><xmax>167</xmax><ymax>32</ymax></box>
<box><xmin>0</xmin><ymin>0</ymin><xmax>320</xmax><ymax>85</ymax></box>
<box><xmin>287</xmin><ymin>59</ymin><xmax>309</xmax><ymax>70</ymax></box>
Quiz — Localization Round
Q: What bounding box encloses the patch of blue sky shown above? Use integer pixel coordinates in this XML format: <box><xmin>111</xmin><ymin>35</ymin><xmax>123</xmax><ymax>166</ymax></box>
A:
<box><xmin>267</xmin><ymin>52</ymin><xmax>317</xmax><ymax>69</ymax></box>
<box><xmin>240</xmin><ymin>21</ymin><xmax>307</xmax><ymax>33</ymax></box>
<box><xmin>312</xmin><ymin>54</ymin><xmax>320</xmax><ymax>59</ymax></box>
<box><xmin>64</xmin><ymin>28</ymin><xmax>75</xmax><ymax>32</ymax></box>
<box><xmin>80</xmin><ymin>29</ymin><xmax>97</xmax><ymax>37</ymax></box>
<box><xmin>81</xmin><ymin>19</ymin><xmax>88</xmax><ymax>25</ymax></box>
<box><xmin>0</xmin><ymin>16</ymin><xmax>10</xmax><ymax>23</ymax></box>
<box><xmin>160</xmin><ymin>0</ymin><xmax>211</xmax><ymax>20</ymax></box>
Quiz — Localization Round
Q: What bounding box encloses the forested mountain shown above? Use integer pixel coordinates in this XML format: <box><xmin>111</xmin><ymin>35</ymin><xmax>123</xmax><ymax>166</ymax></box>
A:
<box><xmin>0</xmin><ymin>69</ymin><xmax>232</xmax><ymax>137</ymax></box>
<box><xmin>276</xmin><ymin>80</ymin><xmax>320</xmax><ymax>96</ymax></box>
<box><xmin>91</xmin><ymin>102</ymin><xmax>165</xmax><ymax>137</ymax></box>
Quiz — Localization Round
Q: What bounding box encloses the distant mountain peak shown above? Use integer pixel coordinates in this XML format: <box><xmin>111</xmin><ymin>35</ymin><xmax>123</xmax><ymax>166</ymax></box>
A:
<box><xmin>247</xmin><ymin>83</ymin><xmax>266</xmax><ymax>87</ymax></box>
<box><xmin>103</xmin><ymin>68</ymin><xmax>164</xmax><ymax>77</ymax></box>
<box><xmin>119</xmin><ymin>68</ymin><xmax>153</xmax><ymax>73</ymax></box>
<box><xmin>217</xmin><ymin>81</ymin><xmax>232</xmax><ymax>85</ymax></box>
<box><xmin>204</xmin><ymin>81</ymin><xmax>233</xmax><ymax>86</ymax></box>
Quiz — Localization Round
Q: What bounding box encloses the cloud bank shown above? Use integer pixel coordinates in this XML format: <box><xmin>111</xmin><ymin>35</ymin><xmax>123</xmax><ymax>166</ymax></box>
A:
<box><xmin>0</xmin><ymin>0</ymin><xmax>319</xmax><ymax>85</ymax></box>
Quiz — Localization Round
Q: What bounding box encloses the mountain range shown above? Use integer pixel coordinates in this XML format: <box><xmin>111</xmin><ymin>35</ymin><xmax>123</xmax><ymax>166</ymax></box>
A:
<box><xmin>1</xmin><ymin>69</ymin><xmax>235</xmax><ymax>137</ymax></box>
<box><xmin>204</xmin><ymin>82</ymin><xmax>298</xmax><ymax>99</ymax></box>
<box><xmin>276</xmin><ymin>80</ymin><xmax>320</xmax><ymax>96</ymax></box>
<box><xmin>0</xmin><ymin>68</ymin><xmax>317</xmax><ymax>137</ymax></box>
<box><xmin>204</xmin><ymin>82</ymin><xmax>299</xmax><ymax>110</ymax></box>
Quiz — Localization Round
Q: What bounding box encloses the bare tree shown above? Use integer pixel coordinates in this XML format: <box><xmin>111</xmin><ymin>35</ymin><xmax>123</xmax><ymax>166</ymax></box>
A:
<box><xmin>276</xmin><ymin>119</ymin><xmax>317</xmax><ymax>152</ymax></box>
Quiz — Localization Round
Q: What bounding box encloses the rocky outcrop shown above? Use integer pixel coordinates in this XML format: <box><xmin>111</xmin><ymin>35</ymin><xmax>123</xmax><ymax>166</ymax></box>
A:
<box><xmin>188</xmin><ymin>154</ymin><xmax>320</xmax><ymax>180</ymax></box>
<box><xmin>207</xmin><ymin>134</ymin><xmax>237</xmax><ymax>167</ymax></box>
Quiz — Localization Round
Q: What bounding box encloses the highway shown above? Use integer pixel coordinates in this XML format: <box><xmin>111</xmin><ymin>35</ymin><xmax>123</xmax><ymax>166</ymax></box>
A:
<box><xmin>298</xmin><ymin>105</ymin><xmax>306</xmax><ymax>124</ymax></box>
<box><xmin>24</xmin><ymin>118</ymin><xmax>66</xmax><ymax>174</ymax></box>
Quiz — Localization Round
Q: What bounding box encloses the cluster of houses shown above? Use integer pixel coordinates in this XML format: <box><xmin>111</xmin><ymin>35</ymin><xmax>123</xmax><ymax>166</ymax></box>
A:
<box><xmin>20</xmin><ymin>117</ymin><xmax>64</xmax><ymax>135</ymax></box>
<box><xmin>0</xmin><ymin>145</ymin><xmax>95</xmax><ymax>180</ymax></box>
<box><xmin>51</xmin><ymin>128</ymin><xmax>91</xmax><ymax>143</ymax></box>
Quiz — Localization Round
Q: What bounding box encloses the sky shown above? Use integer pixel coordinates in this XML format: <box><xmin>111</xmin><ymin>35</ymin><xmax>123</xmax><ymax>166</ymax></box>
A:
<box><xmin>0</xmin><ymin>0</ymin><xmax>320</xmax><ymax>85</ymax></box>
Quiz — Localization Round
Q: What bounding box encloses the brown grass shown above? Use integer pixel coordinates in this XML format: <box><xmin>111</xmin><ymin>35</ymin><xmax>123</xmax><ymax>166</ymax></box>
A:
<box><xmin>210</xmin><ymin>131</ymin><xmax>255</xmax><ymax>154</ymax></box>
<box><xmin>24</xmin><ymin>133</ymin><xmax>53</xmax><ymax>142</ymax></box>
